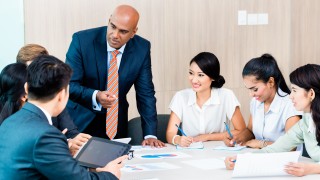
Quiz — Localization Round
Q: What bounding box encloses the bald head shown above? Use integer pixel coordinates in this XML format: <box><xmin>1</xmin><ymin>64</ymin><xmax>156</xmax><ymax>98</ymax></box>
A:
<box><xmin>107</xmin><ymin>5</ymin><xmax>140</xmax><ymax>49</ymax></box>
<box><xmin>112</xmin><ymin>5</ymin><xmax>139</xmax><ymax>29</ymax></box>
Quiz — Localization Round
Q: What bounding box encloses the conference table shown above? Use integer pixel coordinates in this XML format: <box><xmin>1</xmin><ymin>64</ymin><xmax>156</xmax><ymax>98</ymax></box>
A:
<box><xmin>121</xmin><ymin>141</ymin><xmax>320</xmax><ymax>180</ymax></box>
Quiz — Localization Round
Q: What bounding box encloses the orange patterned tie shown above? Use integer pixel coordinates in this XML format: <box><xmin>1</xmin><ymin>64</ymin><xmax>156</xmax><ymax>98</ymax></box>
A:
<box><xmin>106</xmin><ymin>50</ymin><xmax>119</xmax><ymax>139</ymax></box>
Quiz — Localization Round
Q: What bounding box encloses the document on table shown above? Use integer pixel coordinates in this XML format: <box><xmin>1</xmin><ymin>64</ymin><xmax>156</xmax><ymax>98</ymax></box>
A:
<box><xmin>136</xmin><ymin>152</ymin><xmax>191</xmax><ymax>159</ymax></box>
<box><xmin>213</xmin><ymin>145</ymin><xmax>246</xmax><ymax>151</ymax></box>
<box><xmin>182</xmin><ymin>158</ymin><xmax>225</xmax><ymax>170</ymax></box>
<box><xmin>232</xmin><ymin>151</ymin><xmax>300</xmax><ymax>178</ymax></box>
<box><xmin>130</xmin><ymin>145</ymin><xmax>163</xmax><ymax>152</ymax></box>
<box><xmin>176</xmin><ymin>141</ymin><xmax>204</xmax><ymax>149</ymax></box>
<box><xmin>112</xmin><ymin>137</ymin><xmax>131</xmax><ymax>144</ymax></box>
<box><xmin>122</xmin><ymin>162</ymin><xmax>180</xmax><ymax>172</ymax></box>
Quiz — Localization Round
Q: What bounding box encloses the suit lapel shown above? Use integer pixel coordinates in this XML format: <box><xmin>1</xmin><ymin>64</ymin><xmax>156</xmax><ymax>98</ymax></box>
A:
<box><xmin>94</xmin><ymin>27</ymin><xmax>108</xmax><ymax>90</ymax></box>
<box><xmin>119</xmin><ymin>39</ymin><xmax>135</xmax><ymax>86</ymax></box>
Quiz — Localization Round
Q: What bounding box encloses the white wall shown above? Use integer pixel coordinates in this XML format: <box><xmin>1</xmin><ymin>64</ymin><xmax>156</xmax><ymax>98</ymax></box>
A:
<box><xmin>0</xmin><ymin>0</ymin><xmax>24</xmax><ymax>71</ymax></box>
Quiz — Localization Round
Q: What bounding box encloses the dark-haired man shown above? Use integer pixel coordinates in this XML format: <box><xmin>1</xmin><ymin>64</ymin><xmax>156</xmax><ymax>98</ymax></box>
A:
<box><xmin>0</xmin><ymin>55</ymin><xmax>126</xmax><ymax>179</ymax></box>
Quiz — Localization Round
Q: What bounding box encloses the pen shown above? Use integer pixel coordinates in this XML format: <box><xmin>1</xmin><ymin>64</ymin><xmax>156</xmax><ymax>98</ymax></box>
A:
<box><xmin>175</xmin><ymin>124</ymin><xmax>187</xmax><ymax>136</ymax></box>
<box><xmin>224</xmin><ymin>122</ymin><xmax>233</xmax><ymax>139</ymax></box>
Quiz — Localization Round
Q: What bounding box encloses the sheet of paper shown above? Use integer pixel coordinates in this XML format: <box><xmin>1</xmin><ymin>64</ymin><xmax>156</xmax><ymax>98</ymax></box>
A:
<box><xmin>112</xmin><ymin>137</ymin><xmax>131</xmax><ymax>144</ymax></box>
<box><xmin>136</xmin><ymin>152</ymin><xmax>191</xmax><ymax>159</ymax></box>
<box><xmin>213</xmin><ymin>145</ymin><xmax>246</xmax><ymax>151</ymax></box>
<box><xmin>130</xmin><ymin>145</ymin><xmax>163</xmax><ymax>152</ymax></box>
<box><xmin>233</xmin><ymin>151</ymin><xmax>300</xmax><ymax>178</ymax></box>
<box><xmin>122</xmin><ymin>162</ymin><xmax>180</xmax><ymax>172</ymax></box>
<box><xmin>181</xmin><ymin>158</ymin><xmax>225</xmax><ymax>170</ymax></box>
<box><xmin>176</xmin><ymin>141</ymin><xmax>204</xmax><ymax>149</ymax></box>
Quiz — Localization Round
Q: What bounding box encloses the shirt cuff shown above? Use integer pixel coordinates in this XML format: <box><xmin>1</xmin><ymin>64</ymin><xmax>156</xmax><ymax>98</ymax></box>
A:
<box><xmin>92</xmin><ymin>90</ymin><xmax>102</xmax><ymax>111</ymax></box>
<box><xmin>144</xmin><ymin>135</ymin><xmax>157</xmax><ymax>140</ymax></box>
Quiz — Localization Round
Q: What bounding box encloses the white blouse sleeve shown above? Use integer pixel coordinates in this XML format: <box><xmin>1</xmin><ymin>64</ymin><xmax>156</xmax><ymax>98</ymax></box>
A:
<box><xmin>169</xmin><ymin>92</ymin><xmax>184</xmax><ymax>122</ymax></box>
<box><xmin>225</xmin><ymin>90</ymin><xmax>241</xmax><ymax>121</ymax></box>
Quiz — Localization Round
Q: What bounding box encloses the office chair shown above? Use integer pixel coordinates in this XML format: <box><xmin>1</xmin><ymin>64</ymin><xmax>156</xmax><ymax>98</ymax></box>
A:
<box><xmin>127</xmin><ymin>114</ymin><xmax>170</xmax><ymax>145</ymax></box>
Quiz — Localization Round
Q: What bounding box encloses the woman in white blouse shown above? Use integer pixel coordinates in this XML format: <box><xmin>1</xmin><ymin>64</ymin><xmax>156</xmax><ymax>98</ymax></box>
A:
<box><xmin>226</xmin><ymin>54</ymin><xmax>301</xmax><ymax>148</ymax></box>
<box><xmin>166</xmin><ymin>52</ymin><xmax>246</xmax><ymax>147</ymax></box>
<box><xmin>225</xmin><ymin>64</ymin><xmax>320</xmax><ymax>177</ymax></box>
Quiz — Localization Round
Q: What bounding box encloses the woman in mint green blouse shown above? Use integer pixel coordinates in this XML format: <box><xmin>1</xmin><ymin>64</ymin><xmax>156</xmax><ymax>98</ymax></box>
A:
<box><xmin>225</xmin><ymin>64</ymin><xmax>320</xmax><ymax>177</ymax></box>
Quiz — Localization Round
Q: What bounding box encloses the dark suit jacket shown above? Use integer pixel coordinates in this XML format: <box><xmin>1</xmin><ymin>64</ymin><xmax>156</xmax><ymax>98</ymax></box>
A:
<box><xmin>52</xmin><ymin>108</ymin><xmax>80</xmax><ymax>138</ymax></box>
<box><xmin>66</xmin><ymin>26</ymin><xmax>157</xmax><ymax>137</ymax></box>
<box><xmin>0</xmin><ymin>102</ymin><xmax>117</xmax><ymax>180</ymax></box>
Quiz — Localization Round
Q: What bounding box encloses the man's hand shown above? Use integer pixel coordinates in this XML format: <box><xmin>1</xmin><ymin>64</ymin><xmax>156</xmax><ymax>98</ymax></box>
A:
<box><xmin>70</xmin><ymin>133</ymin><xmax>92</xmax><ymax>149</ymax></box>
<box><xmin>97</xmin><ymin>91</ymin><xmax>117</xmax><ymax>109</ymax></box>
<box><xmin>68</xmin><ymin>133</ymin><xmax>91</xmax><ymax>156</ymax></box>
<box><xmin>142</xmin><ymin>138</ymin><xmax>165</xmax><ymax>148</ymax></box>
<box><xmin>96</xmin><ymin>155</ymin><xmax>128</xmax><ymax>179</ymax></box>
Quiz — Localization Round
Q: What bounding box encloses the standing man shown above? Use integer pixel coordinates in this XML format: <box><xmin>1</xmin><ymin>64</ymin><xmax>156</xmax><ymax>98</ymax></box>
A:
<box><xmin>66</xmin><ymin>5</ymin><xmax>164</xmax><ymax>147</ymax></box>
<box><xmin>0</xmin><ymin>55</ymin><xmax>126</xmax><ymax>179</ymax></box>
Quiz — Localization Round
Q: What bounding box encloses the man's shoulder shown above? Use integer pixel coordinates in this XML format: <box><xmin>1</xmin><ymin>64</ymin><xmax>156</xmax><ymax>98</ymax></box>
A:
<box><xmin>130</xmin><ymin>34</ymin><xmax>150</xmax><ymax>47</ymax></box>
<box><xmin>74</xmin><ymin>26</ymin><xmax>107</xmax><ymax>37</ymax></box>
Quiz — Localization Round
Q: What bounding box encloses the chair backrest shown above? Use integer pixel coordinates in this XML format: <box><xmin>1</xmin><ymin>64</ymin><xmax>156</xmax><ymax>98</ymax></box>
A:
<box><xmin>127</xmin><ymin>114</ymin><xmax>170</xmax><ymax>145</ymax></box>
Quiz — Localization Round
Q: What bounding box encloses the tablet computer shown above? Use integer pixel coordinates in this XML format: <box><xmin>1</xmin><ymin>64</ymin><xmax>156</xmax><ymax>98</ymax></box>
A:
<box><xmin>74</xmin><ymin>137</ymin><xmax>131</xmax><ymax>168</ymax></box>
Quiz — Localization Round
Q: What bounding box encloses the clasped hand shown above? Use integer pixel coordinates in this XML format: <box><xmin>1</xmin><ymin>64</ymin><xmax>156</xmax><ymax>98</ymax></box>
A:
<box><xmin>97</xmin><ymin>91</ymin><xmax>117</xmax><ymax>109</ymax></box>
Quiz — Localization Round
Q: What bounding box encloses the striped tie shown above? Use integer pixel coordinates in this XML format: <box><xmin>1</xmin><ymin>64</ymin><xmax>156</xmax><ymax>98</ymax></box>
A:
<box><xmin>106</xmin><ymin>50</ymin><xmax>119</xmax><ymax>139</ymax></box>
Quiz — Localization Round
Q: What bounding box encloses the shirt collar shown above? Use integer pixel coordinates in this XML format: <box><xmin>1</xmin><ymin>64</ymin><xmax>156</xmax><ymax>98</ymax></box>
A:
<box><xmin>33</xmin><ymin>104</ymin><xmax>53</xmax><ymax>125</ymax></box>
<box><xmin>187</xmin><ymin>88</ymin><xmax>220</xmax><ymax>106</ymax></box>
<box><xmin>305</xmin><ymin>113</ymin><xmax>315</xmax><ymax>133</ymax></box>
<box><xmin>106</xmin><ymin>40</ymin><xmax>126</xmax><ymax>54</ymax></box>
<box><xmin>257</xmin><ymin>88</ymin><xmax>288</xmax><ymax>114</ymax></box>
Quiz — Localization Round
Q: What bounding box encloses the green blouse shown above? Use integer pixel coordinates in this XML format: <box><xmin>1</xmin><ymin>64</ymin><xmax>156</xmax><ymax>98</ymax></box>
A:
<box><xmin>259</xmin><ymin>113</ymin><xmax>320</xmax><ymax>162</ymax></box>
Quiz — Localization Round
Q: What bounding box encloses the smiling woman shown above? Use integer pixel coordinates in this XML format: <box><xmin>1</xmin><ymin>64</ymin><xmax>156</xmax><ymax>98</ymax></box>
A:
<box><xmin>225</xmin><ymin>64</ymin><xmax>320</xmax><ymax>177</ymax></box>
<box><xmin>166</xmin><ymin>52</ymin><xmax>246</xmax><ymax>147</ymax></box>
<box><xmin>225</xmin><ymin>54</ymin><xmax>302</xmax><ymax>149</ymax></box>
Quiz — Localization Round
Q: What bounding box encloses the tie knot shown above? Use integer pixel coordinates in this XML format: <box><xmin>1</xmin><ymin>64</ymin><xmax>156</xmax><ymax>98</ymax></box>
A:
<box><xmin>112</xmin><ymin>50</ymin><xmax>119</xmax><ymax>58</ymax></box>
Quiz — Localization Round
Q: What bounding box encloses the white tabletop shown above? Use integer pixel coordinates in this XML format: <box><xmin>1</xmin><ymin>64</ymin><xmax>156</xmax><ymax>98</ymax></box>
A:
<box><xmin>121</xmin><ymin>141</ymin><xmax>320</xmax><ymax>180</ymax></box>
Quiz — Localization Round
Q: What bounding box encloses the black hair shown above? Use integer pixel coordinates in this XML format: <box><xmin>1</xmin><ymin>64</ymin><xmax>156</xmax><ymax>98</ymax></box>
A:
<box><xmin>242</xmin><ymin>53</ymin><xmax>290</xmax><ymax>96</ymax></box>
<box><xmin>190</xmin><ymin>52</ymin><xmax>225</xmax><ymax>88</ymax></box>
<box><xmin>0</xmin><ymin>63</ymin><xmax>27</xmax><ymax>124</ymax></box>
<box><xmin>27</xmin><ymin>55</ymin><xmax>72</xmax><ymax>102</ymax></box>
<box><xmin>290</xmin><ymin>64</ymin><xmax>320</xmax><ymax>145</ymax></box>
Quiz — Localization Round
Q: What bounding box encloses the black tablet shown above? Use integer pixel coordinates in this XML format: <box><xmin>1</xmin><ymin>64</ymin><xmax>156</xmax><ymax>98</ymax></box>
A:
<box><xmin>74</xmin><ymin>137</ymin><xmax>131</xmax><ymax>168</ymax></box>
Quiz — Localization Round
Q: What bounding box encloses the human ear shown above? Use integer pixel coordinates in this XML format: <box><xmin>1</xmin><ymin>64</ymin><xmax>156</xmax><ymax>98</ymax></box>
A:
<box><xmin>24</xmin><ymin>83</ymin><xmax>28</xmax><ymax>95</ymax></box>
<box><xmin>309</xmin><ymin>88</ymin><xmax>315</xmax><ymax>102</ymax></box>
<box><xmin>267</xmin><ymin>77</ymin><xmax>275</xmax><ymax>88</ymax></box>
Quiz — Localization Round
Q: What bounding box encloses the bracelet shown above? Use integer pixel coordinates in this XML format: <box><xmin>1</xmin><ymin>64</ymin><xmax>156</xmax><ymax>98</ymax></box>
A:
<box><xmin>172</xmin><ymin>135</ymin><xmax>179</xmax><ymax>145</ymax></box>
<box><xmin>263</xmin><ymin>140</ymin><xmax>268</xmax><ymax>147</ymax></box>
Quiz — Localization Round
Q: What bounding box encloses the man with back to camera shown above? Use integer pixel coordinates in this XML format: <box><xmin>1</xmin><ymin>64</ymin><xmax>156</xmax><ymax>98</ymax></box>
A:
<box><xmin>16</xmin><ymin>43</ymin><xmax>91</xmax><ymax>152</ymax></box>
<box><xmin>0</xmin><ymin>55</ymin><xmax>127</xmax><ymax>179</ymax></box>
<box><xmin>66</xmin><ymin>5</ymin><xmax>165</xmax><ymax>147</ymax></box>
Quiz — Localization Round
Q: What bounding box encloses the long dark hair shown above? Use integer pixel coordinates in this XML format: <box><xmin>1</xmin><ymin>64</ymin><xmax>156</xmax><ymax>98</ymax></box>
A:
<box><xmin>0</xmin><ymin>63</ymin><xmax>27</xmax><ymax>124</ymax></box>
<box><xmin>290</xmin><ymin>64</ymin><xmax>320</xmax><ymax>145</ymax></box>
<box><xmin>190</xmin><ymin>52</ymin><xmax>225</xmax><ymax>88</ymax></box>
<box><xmin>242</xmin><ymin>54</ymin><xmax>290</xmax><ymax>96</ymax></box>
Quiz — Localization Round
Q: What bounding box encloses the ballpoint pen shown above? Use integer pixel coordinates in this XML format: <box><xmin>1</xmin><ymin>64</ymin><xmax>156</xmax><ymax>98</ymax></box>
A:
<box><xmin>224</xmin><ymin>122</ymin><xmax>233</xmax><ymax>139</ymax></box>
<box><xmin>175</xmin><ymin>124</ymin><xmax>187</xmax><ymax>136</ymax></box>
